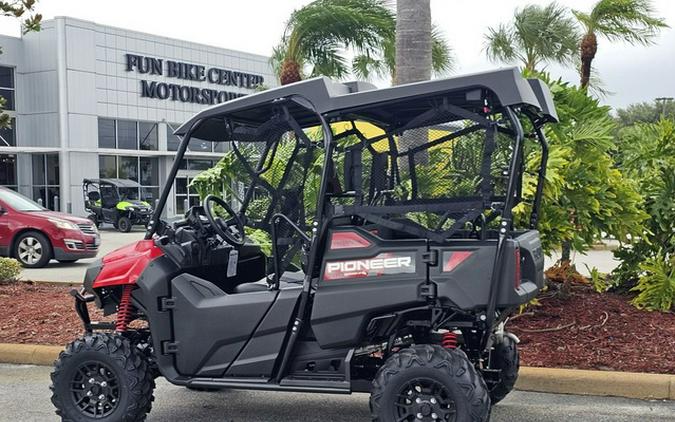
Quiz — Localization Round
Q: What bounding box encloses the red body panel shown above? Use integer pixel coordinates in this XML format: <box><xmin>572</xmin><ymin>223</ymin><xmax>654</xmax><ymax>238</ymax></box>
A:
<box><xmin>93</xmin><ymin>239</ymin><xmax>164</xmax><ymax>288</ymax></box>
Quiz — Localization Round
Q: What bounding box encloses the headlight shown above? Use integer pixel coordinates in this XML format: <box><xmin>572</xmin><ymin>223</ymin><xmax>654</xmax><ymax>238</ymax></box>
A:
<box><xmin>49</xmin><ymin>218</ymin><xmax>79</xmax><ymax>230</ymax></box>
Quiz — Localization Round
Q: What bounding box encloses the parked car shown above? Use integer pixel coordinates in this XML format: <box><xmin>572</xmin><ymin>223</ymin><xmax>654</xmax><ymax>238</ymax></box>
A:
<box><xmin>0</xmin><ymin>187</ymin><xmax>100</xmax><ymax>268</ymax></box>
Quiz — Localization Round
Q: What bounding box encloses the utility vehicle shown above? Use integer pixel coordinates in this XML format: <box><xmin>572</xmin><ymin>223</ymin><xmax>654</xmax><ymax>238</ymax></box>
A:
<box><xmin>51</xmin><ymin>67</ymin><xmax>556</xmax><ymax>422</ymax></box>
<box><xmin>83</xmin><ymin>178</ymin><xmax>154</xmax><ymax>232</ymax></box>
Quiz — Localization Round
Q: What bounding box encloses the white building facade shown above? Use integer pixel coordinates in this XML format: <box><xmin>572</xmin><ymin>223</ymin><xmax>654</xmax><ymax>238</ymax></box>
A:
<box><xmin>0</xmin><ymin>17</ymin><xmax>275</xmax><ymax>217</ymax></box>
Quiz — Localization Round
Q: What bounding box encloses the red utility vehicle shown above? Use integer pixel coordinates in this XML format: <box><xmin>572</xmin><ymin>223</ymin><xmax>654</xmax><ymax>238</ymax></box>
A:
<box><xmin>0</xmin><ymin>187</ymin><xmax>100</xmax><ymax>268</ymax></box>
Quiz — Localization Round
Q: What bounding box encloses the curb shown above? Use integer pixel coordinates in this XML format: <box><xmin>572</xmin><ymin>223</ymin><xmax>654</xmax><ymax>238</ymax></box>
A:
<box><xmin>516</xmin><ymin>366</ymin><xmax>674</xmax><ymax>400</ymax></box>
<box><xmin>0</xmin><ymin>343</ymin><xmax>62</xmax><ymax>366</ymax></box>
<box><xmin>0</xmin><ymin>343</ymin><xmax>672</xmax><ymax>400</ymax></box>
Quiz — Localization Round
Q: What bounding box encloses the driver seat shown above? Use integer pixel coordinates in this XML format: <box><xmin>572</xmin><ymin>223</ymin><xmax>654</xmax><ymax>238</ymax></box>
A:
<box><xmin>231</xmin><ymin>281</ymin><xmax>269</xmax><ymax>294</ymax></box>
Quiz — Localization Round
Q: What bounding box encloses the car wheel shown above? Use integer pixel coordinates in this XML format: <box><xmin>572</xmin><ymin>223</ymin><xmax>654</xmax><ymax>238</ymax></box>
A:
<box><xmin>370</xmin><ymin>345</ymin><xmax>490</xmax><ymax>422</ymax></box>
<box><xmin>117</xmin><ymin>217</ymin><xmax>132</xmax><ymax>233</ymax></box>
<box><xmin>50</xmin><ymin>333</ymin><xmax>155</xmax><ymax>422</ymax></box>
<box><xmin>14</xmin><ymin>231</ymin><xmax>52</xmax><ymax>268</ymax></box>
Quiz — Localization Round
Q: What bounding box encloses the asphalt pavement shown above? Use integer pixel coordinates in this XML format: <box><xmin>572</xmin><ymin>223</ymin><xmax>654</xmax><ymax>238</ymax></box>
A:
<box><xmin>0</xmin><ymin>364</ymin><xmax>672</xmax><ymax>422</ymax></box>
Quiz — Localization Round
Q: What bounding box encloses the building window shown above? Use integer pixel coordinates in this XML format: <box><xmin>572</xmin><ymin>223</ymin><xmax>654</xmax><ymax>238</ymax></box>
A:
<box><xmin>32</xmin><ymin>154</ymin><xmax>60</xmax><ymax>210</ymax></box>
<box><xmin>98</xmin><ymin>118</ymin><xmax>116</xmax><ymax>148</ymax></box>
<box><xmin>117</xmin><ymin>120</ymin><xmax>137</xmax><ymax>150</ymax></box>
<box><xmin>0</xmin><ymin>154</ymin><xmax>17</xmax><ymax>189</ymax></box>
<box><xmin>98</xmin><ymin>118</ymin><xmax>158</xmax><ymax>151</ymax></box>
<box><xmin>99</xmin><ymin>155</ymin><xmax>160</xmax><ymax>203</ymax></box>
<box><xmin>0</xmin><ymin>118</ymin><xmax>15</xmax><ymax>147</ymax></box>
<box><xmin>0</xmin><ymin>66</ymin><xmax>15</xmax><ymax>111</ymax></box>
<box><xmin>139</xmin><ymin>122</ymin><xmax>158</xmax><ymax>151</ymax></box>
<box><xmin>168</xmin><ymin>123</ymin><xmax>212</xmax><ymax>152</ymax></box>
<box><xmin>174</xmin><ymin>176</ymin><xmax>201</xmax><ymax>215</ymax></box>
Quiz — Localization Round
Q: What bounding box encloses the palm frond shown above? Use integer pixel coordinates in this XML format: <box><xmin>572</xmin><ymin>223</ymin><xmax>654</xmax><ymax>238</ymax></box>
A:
<box><xmin>484</xmin><ymin>24</ymin><xmax>519</xmax><ymax>64</ymax></box>
<box><xmin>590</xmin><ymin>0</ymin><xmax>669</xmax><ymax>45</ymax></box>
<box><xmin>431</xmin><ymin>25</ymin><xmax>455</xmax><ymax>76</ymax></box>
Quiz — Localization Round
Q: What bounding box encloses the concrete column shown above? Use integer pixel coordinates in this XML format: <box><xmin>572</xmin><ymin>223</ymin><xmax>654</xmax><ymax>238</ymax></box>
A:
<box><xmin>55</xmin><ymin>18</ymin><xmax>71</xmax><ymax>213</ymax></box>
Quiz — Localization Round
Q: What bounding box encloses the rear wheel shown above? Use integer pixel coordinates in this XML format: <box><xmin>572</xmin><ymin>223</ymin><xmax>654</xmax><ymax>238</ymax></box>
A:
<box><xmin>50</xmin><ymin>333</ymin><xmax>155</xmax><ymax>422</ymax></box>
<box><xmin>488</xmin><ymin>334</ymin><xmax>519</xmax><ymax>404</ymax></box>
<box><xmin>370</xmin><ymin>345</ymin><xmax>490</xmax><ymax>422</ymax></box>
<box><xmin>117</xmin><ymin>217</ymin><xmax>132</xmax><ymax>233</ymax></box>
<box><xmin>14</xmin><ymin>231</ymin><xmax>52</xmax><ymax>268</ymax></box>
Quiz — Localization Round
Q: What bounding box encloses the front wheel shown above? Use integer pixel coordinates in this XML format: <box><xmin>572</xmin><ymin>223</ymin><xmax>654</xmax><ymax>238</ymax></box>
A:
<box><xmin>370</xmin><ymin>345</ymin><xmax>491</xmax><ymax>422</ymax></box>
<box><xmin>14</xmin><ymin>231</ymin><xmax>52</xmax><ymax>268</ymax></box>
<box><xmin>50</xmin><ymin>333</ymin><xmax>155</xmax><ymax>422</ymax></box>
<box><xmin>117</xmin><ymin>216</ymin><xmax>132</xmax><ymax>233</ymax></box>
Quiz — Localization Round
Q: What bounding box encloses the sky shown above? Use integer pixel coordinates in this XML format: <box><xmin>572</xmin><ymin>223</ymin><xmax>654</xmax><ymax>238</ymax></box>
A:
<box><xmin>0</xmin><ymin>0</ymin><xmax>673</xmax><ymax>109</ymax></box>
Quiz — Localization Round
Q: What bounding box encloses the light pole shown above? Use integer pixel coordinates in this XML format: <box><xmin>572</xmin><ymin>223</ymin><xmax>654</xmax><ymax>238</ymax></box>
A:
<box><xmin>655</xmin><ymin>97</ymin><xmax>673</xmax><ymax>117</ymax></box>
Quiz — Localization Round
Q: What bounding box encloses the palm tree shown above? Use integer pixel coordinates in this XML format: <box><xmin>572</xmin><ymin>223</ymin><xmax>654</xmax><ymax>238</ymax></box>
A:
<box><xmin>352</xmin><ymin>25</ymin><xmax>454</xmax><ymax>83</ymax></box>
<box><xmin>573</xmin><ymin>0</ymin><xmax>668</xmax><ymax>89</ymax></box>
<box><xmin>484</xmin><ymin>3</ymin><xmax>579</xmax><ymax>72</ymax></box>
<box><xmin>272</xmin><ymin>0</ymin><xmax>395</xmax><ymax>85</ymax></box>
<box><xmin>394</xmin><ymin>0</ymin><xmax>432</xmax><ymax>85</ymax></box>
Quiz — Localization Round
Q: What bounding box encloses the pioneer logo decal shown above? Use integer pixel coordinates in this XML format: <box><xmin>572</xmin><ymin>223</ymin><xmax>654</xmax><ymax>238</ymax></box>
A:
<box><xmin>323</xmin><ymin>253</ymin><xmax>416</xmax><ymax>280</ymax></box>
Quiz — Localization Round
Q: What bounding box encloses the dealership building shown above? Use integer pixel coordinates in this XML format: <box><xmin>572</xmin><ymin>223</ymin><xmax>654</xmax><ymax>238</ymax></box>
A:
<box><xmin>0</xmin><ymin>16</ymin><xmax>276</xmax><ymax>217</ymax></box>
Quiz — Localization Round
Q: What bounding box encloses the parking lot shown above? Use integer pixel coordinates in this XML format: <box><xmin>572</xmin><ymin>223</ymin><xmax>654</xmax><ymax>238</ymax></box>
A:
<box><xmin>18</xmin><ymin>226</ymin><xmax>622</xmax><ymax>284</ymax></box>
<box><xmin>0</xmin><ymin>364</ymin><xmax>672</xmax><ymax>422</ymax></box>
<box><xmin>19</xmin><ymin>226</ymin><xmax>145</xmax><ymax>284</ymax></box>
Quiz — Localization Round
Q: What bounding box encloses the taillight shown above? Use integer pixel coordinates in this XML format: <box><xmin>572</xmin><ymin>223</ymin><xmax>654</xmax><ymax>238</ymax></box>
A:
<box><xmin>514</xmin><ymin>247</ymin><xmax>522</xmax><ymax>289</ymax></box>
<box><xmin>329</xmin><ymin>231</ymin><xmax>372</xmax><ymax>250</ymax></box>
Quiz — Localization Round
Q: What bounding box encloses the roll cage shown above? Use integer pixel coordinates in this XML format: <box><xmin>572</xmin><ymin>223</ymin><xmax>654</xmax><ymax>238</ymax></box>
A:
<box><xmin>146</xmin><ymin>67</ymin><xmax>556</xmax><ymax>351</ymax></box>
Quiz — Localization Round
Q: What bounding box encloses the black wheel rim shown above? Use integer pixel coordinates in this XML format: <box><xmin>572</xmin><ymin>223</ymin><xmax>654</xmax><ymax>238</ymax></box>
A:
<box><xmin>394</xmin><ymin>377</ymin><xmax>457</xmax><ymax>422</ymax></box>
<box><xmin>70</xmin><ymin>361</ymin><xmax>121</xmax><ymax>418</ymax></box>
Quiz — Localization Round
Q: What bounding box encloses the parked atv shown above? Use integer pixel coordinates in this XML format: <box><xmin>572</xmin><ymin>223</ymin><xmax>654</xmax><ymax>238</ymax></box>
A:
<box><xmin>83</xmin><ymin>178</ymin><xmax>153</xmax><ymax>232</ymax></box>
<box><xmin>53</xmin><ymin>68</ymin><xmax>556</xmax><ymax>422</ymax></box>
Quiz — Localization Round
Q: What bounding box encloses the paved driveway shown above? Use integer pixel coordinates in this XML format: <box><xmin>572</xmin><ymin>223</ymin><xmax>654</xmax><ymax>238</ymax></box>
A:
<box><xmin>0</xmin><ymin>364</ymin><xmax>672</xmax><ymax>422</ymax></box>
<box><xmin>20</xmin><ymin>227</ymin><xmax>145</xmax><ymax>284</ymax></box>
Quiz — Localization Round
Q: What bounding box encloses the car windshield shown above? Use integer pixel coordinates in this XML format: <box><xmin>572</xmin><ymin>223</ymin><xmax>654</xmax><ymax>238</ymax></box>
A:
<box><xmin>0</xmin><ymin>189</ymin><xmax>46</xmax><ymax>211</ymax></box>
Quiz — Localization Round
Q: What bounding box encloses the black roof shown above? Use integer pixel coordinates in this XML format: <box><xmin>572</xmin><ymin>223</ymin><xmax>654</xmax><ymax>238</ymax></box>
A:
<box><xmin>83</xmin><ymin>178</ymin><xmax>142</xmax><ymax>188</ymax></box>
<box><xmin>175</xmin><ymin>67</ymin><xmax>558</xmax><ymax>141</ymax></box>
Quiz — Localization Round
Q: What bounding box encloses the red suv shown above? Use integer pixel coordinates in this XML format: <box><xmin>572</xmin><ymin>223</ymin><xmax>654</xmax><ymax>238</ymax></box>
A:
<box><xmin>0</xmin><ymin>187</ymin><xmax>100</xmax><ymax>268</ymax></box>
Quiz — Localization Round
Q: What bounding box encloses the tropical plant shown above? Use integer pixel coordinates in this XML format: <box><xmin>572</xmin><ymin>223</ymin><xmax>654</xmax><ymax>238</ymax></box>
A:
<box><xmin>1</xmin><ymin>0</ymin><xmax>41</xmax><ymax>129</ymax></box>
<box><xmin>484</xmin><ymin>3</ymin><xmax>579</xmax><ymax>72</ymax></box>
<box><xmin>351</xmin><ymin>25</ymin><xmax>454</xmax><ymax>82</ymax></box>
<box><xmin>271</xmin><ymin>0</ymin><xmax>395</xmax><ymax>85</ymax></box>
<box><xmin>611</xmin><ymin>118</ymin><xmax>675</xmax><ymax>310</ymax></box>
<box><xmin>615</xmin><ymin>98</ymin><xmax>675</xmax><ymax>127</ymax></box>
<box><xmin>573</xmin><ymin>0</ymin><xmax>668</xmax><ymax>89</ymax></box>
<box><xmin>630</xmin><ymin>254</ymin><xmax>675</xmax><ymax>312</ymax></box>
<box><xmin>512</xmin><ymin>74</ymin><xmax>647</xmax><ymax>287</ymax></box>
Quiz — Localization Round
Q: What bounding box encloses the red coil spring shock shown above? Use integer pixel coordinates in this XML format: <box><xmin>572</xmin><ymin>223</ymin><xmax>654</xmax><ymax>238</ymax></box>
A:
<box><xmin>441</xmin><ymin>332</ymin><xmax>458</xmax><ymax>349</ymax></box>
<box><xmin>115</xmin><ymin>285</ymin><xmax>135</xmax><ymax>333</ymax></box>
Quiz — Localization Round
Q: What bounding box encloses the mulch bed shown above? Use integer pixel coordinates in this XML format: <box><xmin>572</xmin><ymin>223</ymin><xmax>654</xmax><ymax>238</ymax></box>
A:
<box><xmin>509</xmin><ymin>284</ymin><xmax>675</xmax><ymax>374</ymax></box>
<box><xmin>0</xmin><ymin>281</ymin><xmax>673</xmax><ymax>374</ymax></box>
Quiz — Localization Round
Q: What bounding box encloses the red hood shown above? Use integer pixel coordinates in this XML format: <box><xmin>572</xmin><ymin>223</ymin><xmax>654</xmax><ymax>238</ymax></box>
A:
<box><xmin>27</xmin><ymin>210</ymin><xmax>92</xmax><ymax>225</ymax></box>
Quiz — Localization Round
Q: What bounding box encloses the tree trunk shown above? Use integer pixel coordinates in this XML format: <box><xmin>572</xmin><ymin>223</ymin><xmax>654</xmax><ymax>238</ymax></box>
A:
<box><xmin>395</xmin><ymin>0</ymin><xmax>432</xmax><ymax>85</ymax></box>
<box><xmin>579</xmin><ymin>32</ymin><xmax>597</xmax><ymax>89</ymax></box>
<box><xmin>279</xmin><ymin>58</ymin><xmax>302</xmax><ymax>86</ymax></box>
<box><xmin>395</xmin><ymin>0</ymin><xmax>432</xmax><ymax>170</ymax></box>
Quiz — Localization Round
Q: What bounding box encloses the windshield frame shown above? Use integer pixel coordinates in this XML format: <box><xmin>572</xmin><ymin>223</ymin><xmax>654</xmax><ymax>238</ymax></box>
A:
<box><xmin>0</xmin><ymin>188</ymin><xmax>47</xmax><ymax>212</ymax></box>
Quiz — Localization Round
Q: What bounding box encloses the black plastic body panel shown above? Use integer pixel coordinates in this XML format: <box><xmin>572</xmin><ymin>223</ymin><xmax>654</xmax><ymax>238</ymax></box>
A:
<box><xmin>226</xmin><ymin>284</ymin><xmax>302</xmax><ymax>377</ymax></box>
<box><xmin>170</xmin><ymin>274</ymin><xmax>277</xmax><ymax>377</ymax></box>
<box><xmin>311</xmin><ymin>228</ymin><xmax>428</xmax><ymax>349</ymax></box>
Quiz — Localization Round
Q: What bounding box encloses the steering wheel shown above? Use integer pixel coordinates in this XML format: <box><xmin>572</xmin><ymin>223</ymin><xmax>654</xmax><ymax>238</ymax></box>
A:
<box><xmin>203</xmin><ymin>194</ymin><xmax>246</xmax><ymax>247</ymax></box>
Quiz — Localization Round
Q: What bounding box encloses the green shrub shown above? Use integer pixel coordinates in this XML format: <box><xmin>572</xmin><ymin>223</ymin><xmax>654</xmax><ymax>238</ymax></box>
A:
<box><xmin>630</xmin><ymin>254</ymin><xmax>675</xmax><ymax>312</ymax></box>
<box><xmin>0</xmin><ymin>257</ymin><xmax>22</xmax><ymax>283</ymax></box>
